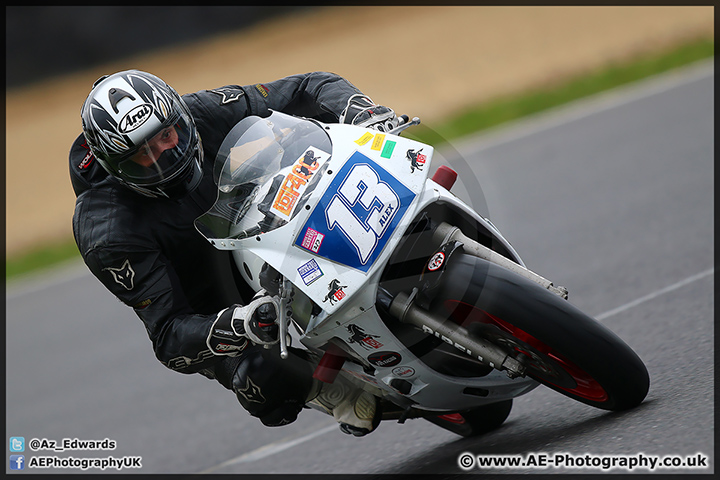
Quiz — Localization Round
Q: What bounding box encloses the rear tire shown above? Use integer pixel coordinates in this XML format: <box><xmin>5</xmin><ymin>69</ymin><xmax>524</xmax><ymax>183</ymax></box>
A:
<box><xmin>425</xmin><ymin>399</ymin><xmax>513</xmax><ymax>437</ymax></box>
<box><xmin>431</xmin><ymin>253</ymin><xmax>650</xmax><ymax>411</ymax></box>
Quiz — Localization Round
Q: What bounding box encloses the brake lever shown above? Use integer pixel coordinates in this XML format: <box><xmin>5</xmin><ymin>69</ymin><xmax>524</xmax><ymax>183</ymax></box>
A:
<box><xmin>388</xmin><ymin>116</ymin><xmax>421</xmax><ymax>136</ymax></box>
<box><xmin>277</xmin><ymin>277</ymin><xmax>293</xmax><ymax>359</ymax></box>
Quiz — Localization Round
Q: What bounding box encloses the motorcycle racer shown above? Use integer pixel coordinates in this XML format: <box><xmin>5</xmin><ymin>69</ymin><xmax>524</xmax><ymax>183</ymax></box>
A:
<box><xmin>70</xmin><ymin>70</ymin><xmax>396</xmax><ymax>435</ymax></box>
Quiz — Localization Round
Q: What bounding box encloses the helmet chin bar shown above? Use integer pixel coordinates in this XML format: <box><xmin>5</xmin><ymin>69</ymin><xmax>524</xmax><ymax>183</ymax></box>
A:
<box><xmin>124</xmin><ymin>182</ymin><xmax>169</xmax><ymax>199</ymax></box>
<box><xmin>123</xmin><ymin>150</ymin><xmax>203</xmax><ymax>199</ymax></box>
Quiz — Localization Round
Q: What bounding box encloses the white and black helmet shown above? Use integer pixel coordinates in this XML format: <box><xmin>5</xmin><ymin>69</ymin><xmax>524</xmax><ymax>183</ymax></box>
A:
<box><xmin>81</xmin><ymin>70</ymin><xmax>203</xmax><ymax>198</ymax></box>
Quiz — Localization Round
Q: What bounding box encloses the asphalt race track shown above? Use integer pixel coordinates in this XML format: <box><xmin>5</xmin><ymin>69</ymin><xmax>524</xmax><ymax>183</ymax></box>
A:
<box><xmin>6</xmin><ymin>60</ymin><xmax>713</xmax><ymax>475</ymax></box>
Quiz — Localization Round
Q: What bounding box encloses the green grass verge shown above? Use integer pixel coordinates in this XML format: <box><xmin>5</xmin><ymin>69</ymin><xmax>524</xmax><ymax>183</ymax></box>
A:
<box><xmin>6</xmin><ymin>238</ymin><xmax>81</xmax><ymax>280</ymax></box>
<box><xmin>406</xmin><ymin>37</ymin><xmax>714</xmax><ymax>146</ymax></box>
<box><xmin>4</xmin><ymin>36</ymin><xmax>714</xmax><ymax>281</ymax></box>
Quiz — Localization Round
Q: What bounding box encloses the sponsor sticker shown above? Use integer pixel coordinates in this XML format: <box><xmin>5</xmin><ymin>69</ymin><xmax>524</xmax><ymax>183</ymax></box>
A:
<box><xmin>270</xmin><ymin>147</ymin><xmax>329</xmax><ymax>219</ymax></box>
<box><xmin>392</xmin><ymin>366</ymin><xmax>416</xmax><ymax>377</ymax></box>
<box><xmin>406</xmin><ymin>148</ymin><xmax>427</xmax><ymax>172</ymax></box>
<box><xmin>355</xmin><ymin>132</ymin><xmax>374</xmax><ymax>146</ymax></box>
<box><xmin>367</xmin><ymin>351</ymin><xmax>403</xmax><ymax>367</ymax></box>
<box><xmin>381</xmin><ymin>140</ymin><xmax>396</xmax><ymax>159</ymax></box>
<box><xmin>361</xmin><ymin>336</ymin><xmax>382</xmax><ymax>349</ymax></box>
<box><xmin>297</xmin><ymin>259</ymin><xmax>323</xmax><ymax>285</ymax></box>
<box><xmin>323</xmin><ymin>279</ymin><xmax>347</xmax><ymax>305</ymax></box>
<box><xmin>300</xmin><ymin>227</ymin><xmax>325</xmax><ymax>253</ymax></box>
<box><xmin>371</xmin><ymin>133</ymin><xmax>386</xmax><ymax>151</ymax></box>
<box><xmin>347</xmin><ymin>324</ymin><xmax>384</xmax><ymax>350</ymax></box>
<box><xmin>427</xmin><ymin>252</ymin><xmax>445</xmax><ymax>271</ymax></box>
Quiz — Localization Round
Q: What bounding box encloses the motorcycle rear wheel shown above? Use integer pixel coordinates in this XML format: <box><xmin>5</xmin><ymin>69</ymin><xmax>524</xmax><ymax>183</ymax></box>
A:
<box><xmin>430</xmin><ymin>253</ymin><xmax>650</xmax><ymax>411</ymax></box>
<box><xmin>425</xmin><ymin>399</ymin><xmax>513</xmax><ymax>437</ymax></box>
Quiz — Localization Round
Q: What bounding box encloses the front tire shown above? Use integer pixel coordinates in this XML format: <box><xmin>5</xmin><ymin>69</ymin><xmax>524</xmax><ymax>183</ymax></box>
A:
<box><xmin>431</xmin><ymin>253</ymin><xmax>650</xmax><ymax>411</ymax></box>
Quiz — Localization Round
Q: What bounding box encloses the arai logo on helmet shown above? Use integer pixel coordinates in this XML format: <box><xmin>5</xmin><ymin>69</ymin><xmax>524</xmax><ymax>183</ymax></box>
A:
<box><xmin>118</xmin><ymin>104</ymin><xmax>153</xmax><ymax>133</ymax></box>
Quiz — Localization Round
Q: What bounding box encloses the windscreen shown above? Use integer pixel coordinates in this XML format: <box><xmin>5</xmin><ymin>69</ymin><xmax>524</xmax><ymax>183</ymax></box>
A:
<box><xmin>195</xmin><ymin>111</ymin><xmax>332</xmax><ymax>241</ymax></box>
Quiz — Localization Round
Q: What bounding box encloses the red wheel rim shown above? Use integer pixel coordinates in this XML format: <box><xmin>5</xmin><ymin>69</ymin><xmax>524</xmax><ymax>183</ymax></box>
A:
<box><xmin>445</xmin><ymin>300</ymin><xmax>608</xmax><ymax>402</ymax></box>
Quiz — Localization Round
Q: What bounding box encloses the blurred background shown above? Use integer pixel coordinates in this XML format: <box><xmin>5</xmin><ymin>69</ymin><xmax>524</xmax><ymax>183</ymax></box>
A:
<box><xmin>6</xmin><ymin>6</ymin><xmax>310</xmax><ymax>88</ymax></box>
<box><xmin>4</xmin><ymin>6</ymin><xmax>713</xmax><ymax>262</ymax></box>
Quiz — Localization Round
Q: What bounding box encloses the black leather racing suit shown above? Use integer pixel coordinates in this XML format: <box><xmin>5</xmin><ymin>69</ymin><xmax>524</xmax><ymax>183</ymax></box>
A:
<box><xmin>70</xmin><ymin>72</ymin><xmax>365</xmax><ymax>425</ymax></box>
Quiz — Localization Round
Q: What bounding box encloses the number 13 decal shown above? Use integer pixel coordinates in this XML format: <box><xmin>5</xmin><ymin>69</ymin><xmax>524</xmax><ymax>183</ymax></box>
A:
<box><xmin>296</xmin><ymin>152</ymin><xmax>415</xmax><ymax>272</ymax></box>
<box><xmin>325</xmin><ymin>164</ymin><xmax>400</xmax><ymax>264</ymax></box>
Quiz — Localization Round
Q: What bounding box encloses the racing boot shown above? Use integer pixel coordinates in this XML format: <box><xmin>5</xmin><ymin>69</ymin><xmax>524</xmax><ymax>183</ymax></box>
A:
<box><xmin>306</xmin><ymin>375</ymin><xmax>381</xmax><ymax>436</ymax></box>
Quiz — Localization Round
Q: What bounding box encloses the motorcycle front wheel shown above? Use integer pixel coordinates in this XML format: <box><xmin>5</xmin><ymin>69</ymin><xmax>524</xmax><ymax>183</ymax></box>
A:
<box><xmin>430</xmin><ymin>253</ymin><xmax>650</xmax><ymax>411</ymax></box>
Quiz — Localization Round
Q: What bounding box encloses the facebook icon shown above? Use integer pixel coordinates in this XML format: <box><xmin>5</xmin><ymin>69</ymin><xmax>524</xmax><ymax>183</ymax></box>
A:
<box><xmin>10</xmin><ymin>455</ymin><xmax>25</xmax><ymax>470</ymax></box>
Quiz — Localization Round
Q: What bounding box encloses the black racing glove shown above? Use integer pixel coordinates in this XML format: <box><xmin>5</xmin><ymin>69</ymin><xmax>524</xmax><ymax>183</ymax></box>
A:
<box><xmin>339</xmin><ymin>94</ymin><xmax>399</xmax><ymax>133</ymax></box>
<box><xmin>207</xmin><ymin>293</ymin><xmax>281</xmax><ymax>356</ymax></box>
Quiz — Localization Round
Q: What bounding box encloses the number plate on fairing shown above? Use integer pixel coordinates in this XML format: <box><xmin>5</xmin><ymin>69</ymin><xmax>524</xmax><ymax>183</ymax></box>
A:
<box><xmin>295</xmin><ymin>152</ymin><xmax>416</xmax><ymax>272</ymax></box>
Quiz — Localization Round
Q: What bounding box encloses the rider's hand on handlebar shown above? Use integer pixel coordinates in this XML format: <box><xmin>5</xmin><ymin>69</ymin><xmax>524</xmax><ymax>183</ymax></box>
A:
<box><xmin>207</xmin><ymin>294</ymin><xmax>280</xmax><ymax>355</ymax></box>
<box><xmin>246</xmin><ymin>294</ymin><xmax>280</xmax><ymax>344</ymax></box>
<box><xmin>340</xmin><ymin>94</ymin><xmax>400</xmax><ymax>133</ymax></box>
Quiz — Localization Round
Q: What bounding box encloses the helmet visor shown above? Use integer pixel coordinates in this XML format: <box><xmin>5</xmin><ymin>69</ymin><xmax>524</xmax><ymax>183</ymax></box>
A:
<box><xmin>117</xmin><ymin>113</ymin><xmax>196</xmax><ymax>186</ymax></box>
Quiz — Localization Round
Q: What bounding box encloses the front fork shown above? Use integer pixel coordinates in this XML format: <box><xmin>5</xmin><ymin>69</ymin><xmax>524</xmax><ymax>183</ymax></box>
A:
<box><xmin>389</xmin><ymin>288</ymin><xmax>527</xmax><ymax>379</ymax></box>
<box><xmin>385</xmin><ymin>221</ymin><xmax>568</xmax><ymax>380</ymax></box>
<box><xmin>433</xmin><ymin>222</ymin><xmax>568</xmax><ymax>300</ymax></box>
<box><xmin>277</xmin><ymin>278</ymin><xmax>293</xmax><ymax>359</ymax></box>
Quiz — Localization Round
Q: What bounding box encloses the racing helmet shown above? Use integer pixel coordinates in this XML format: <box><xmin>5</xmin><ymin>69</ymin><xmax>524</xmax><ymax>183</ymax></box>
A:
<box><xmin>81</xmin><ymin>70</ymin><xmax>203</xmax><ymax>198</ymax></box>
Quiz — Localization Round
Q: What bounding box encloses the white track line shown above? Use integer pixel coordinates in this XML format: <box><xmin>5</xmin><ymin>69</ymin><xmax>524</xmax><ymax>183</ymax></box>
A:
<box><xmin>595</xmin><ymin>267</ymin><xmax>714</xmax><ymax>321</ymax></box>
<box><xmin>199</xmin><ymin>422</ymin><xmax>337</xmax><ymax>473</ymax></box>
<box><xmin>451</xmin><ymin>58</ymin><xmax>714</xmax><ymax>155</ymax></box>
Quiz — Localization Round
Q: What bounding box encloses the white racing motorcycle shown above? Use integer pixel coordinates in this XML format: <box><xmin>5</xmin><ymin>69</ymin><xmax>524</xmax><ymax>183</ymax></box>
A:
<box><xmin>194</xmin><ymin>110</ymin><xmax>649</xmax><ymax>437</ymax></box>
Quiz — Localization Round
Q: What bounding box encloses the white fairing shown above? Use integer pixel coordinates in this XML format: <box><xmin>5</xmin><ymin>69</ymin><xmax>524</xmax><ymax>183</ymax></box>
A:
<box><xmin>196</xmin><ymin>111</ymin><xmax>538</xmax><ymax>412</ymax></box>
